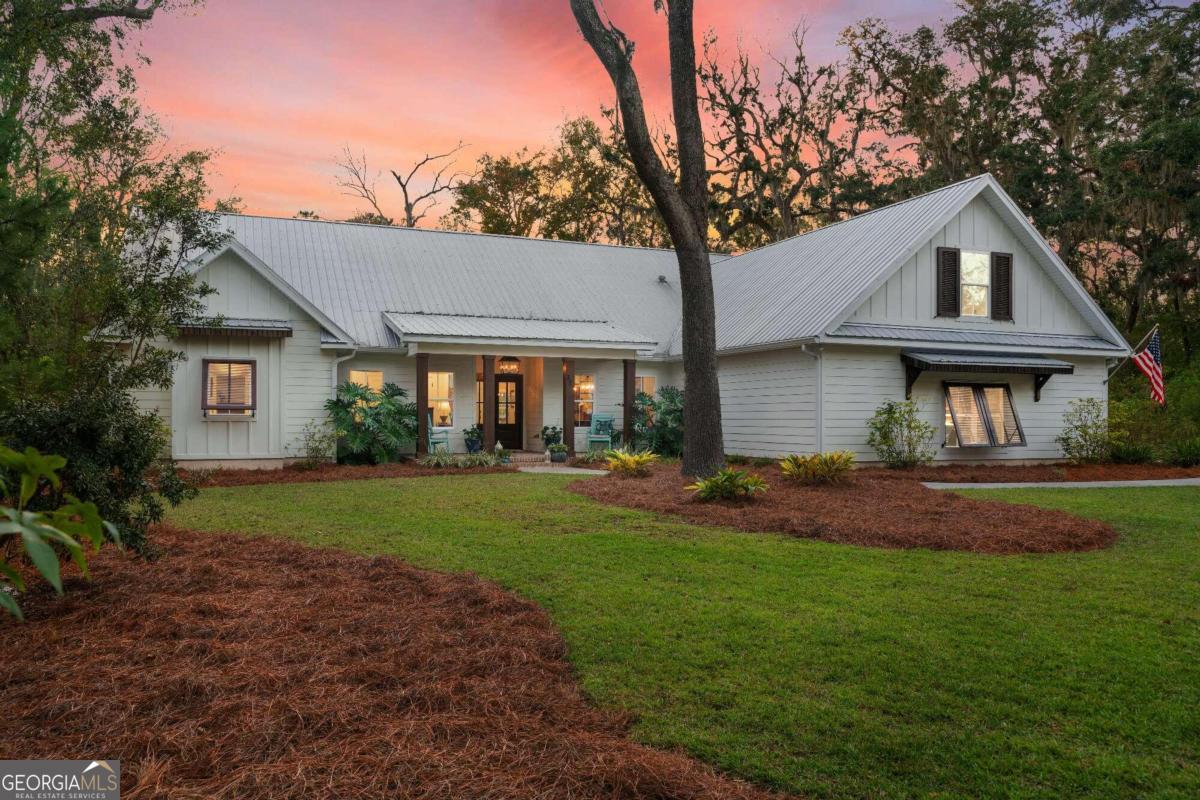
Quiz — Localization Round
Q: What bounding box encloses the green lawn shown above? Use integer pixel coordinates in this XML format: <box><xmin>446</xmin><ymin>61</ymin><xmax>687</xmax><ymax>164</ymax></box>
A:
<box><xmin>169</xmin><ymin>475</ymin><xmax>1199</xmax><ymax>799</ymax></box>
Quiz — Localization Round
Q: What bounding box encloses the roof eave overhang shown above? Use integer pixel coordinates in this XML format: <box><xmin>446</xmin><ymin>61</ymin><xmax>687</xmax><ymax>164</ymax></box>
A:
<box><xmin>819</xmin><ymin>334</ymin><xmax>1126</xmax><ymax>358</ymax></box>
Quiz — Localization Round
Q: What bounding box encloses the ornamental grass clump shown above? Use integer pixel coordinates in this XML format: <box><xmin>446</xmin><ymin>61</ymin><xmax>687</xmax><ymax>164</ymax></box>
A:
<box><xmin>779</xmin><ymin>451</ymin><xmax>856</xmax><ymax>484</ymax></box>
<box><xmin>687</xmin><ymin>468</ymin><xmax>768</xmax><ymax>501</ymax></box>
<box><xmin>604</xmin><ymin>448</ymin><xmax>659</xmax><ymax>477</ymax></box>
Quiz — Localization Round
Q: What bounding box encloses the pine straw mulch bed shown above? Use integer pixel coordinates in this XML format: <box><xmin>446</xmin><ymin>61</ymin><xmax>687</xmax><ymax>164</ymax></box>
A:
<box><xmin>190</xmin><ymin>461</ymin><xmax>516</xmax><ymax>488</ymax></box>
<box><xmin>0</xmin><ymin>526</ymin><xmax>780</xmax><ymax>800</ymax></box>
<box><xmin>858</xmin><ymin>462</ymin><xmax>1200</xmax><ymax>483</ymax></box>
<box><xmin>570</xmin><ymin>464</ymin><xmax>1117</xmax><ymax>554</ymax></box>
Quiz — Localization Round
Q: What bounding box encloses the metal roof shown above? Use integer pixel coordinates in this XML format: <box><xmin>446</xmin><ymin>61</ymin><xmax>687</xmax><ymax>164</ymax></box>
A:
<box><xmin>200</xmin><ymin>175</ymin><xmax>1125</xmax><ymax>357</ymax></box>
<box><xmin>705</xmin><ymin>176</ymin><xmax>987</xmax><ymax>353</ymax></box>
<box><xmin>213</xmin><ymin>215</ymin><xmax>682</xmax><ymax>351</ymax></box>
<box><xmin>830</xmin><ymin>323</ymin><xmax>1125</xmax><ymax>353</ymax></box>
<box><xmin>178</xmin><ymin>317</ymin><xmax>293</xmax><ymax>338</ymax></box>
<box><xmin>382</xmin><ymin>312</ymin><xmax>656</xmax><ymax>349</ymax></box>
<box><xmin>901</xmin><ymin>350</ymin><xmax>1075</xmax><ymax>374</ymax></box>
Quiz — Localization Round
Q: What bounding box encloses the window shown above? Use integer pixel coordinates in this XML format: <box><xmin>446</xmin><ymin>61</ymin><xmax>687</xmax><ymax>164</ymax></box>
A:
<box><xmin>960</xmin><ymin>250</ymin><xmax>990</xmax><ymax>317</ymax></box>
<box><xmin>944</xmin><ymin>383</ymin><xmax>1025</xmax><ymax>447</ymax></box>
<box><xmin>203</xmin><ymin>360</ymin><xmax>255</xmax><ymax>417</ymax></box>
<box><xmin>574</xmin><ymin>373</ymin><xmax>594</xmax><ymax>427</ymax></box>
<box><xmin>428</xmin><ymin>372</ymin><xmax>454</xmax><ymax>427</ymax></box>
<box><xmin>634</xmin><ymin>375</ymin><xmax>656</xmax><ymax>397</ymax></box>
<box><xmin>348</xmin><ymin>369</ymin><xmax>383</xmax><ymax>391</ymax></box>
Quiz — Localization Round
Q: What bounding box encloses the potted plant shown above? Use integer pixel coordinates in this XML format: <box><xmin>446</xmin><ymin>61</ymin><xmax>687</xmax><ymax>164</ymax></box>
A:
<box><xmin>462</xmin><ymin>424</ymin><xmax>483</xmax><ymax>453</ymax></box>
<box><xmin>541</xmin><ymin>425</ymin><xmax>563</xmax><ymax>449</ymax></box>
<box><xmin>493</xmin><ymin>441</ymin><xmax>509</xmax><ymax>464</ymax></box>
<box><xmin>548</xmin><ymin>443</ymin><xmax>569</xmax><ymax>463</ymax></box>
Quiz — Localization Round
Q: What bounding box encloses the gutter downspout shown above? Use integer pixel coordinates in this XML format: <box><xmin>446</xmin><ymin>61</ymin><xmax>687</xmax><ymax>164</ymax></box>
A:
<box><xmin>800</xmin><ymin>344</ymin><xmax>823</xmax><ymax>453</ymax></box>
<box><xmin>332</xmin><ymin>348</ymin><xmax>358</xmax><ymax>396</ymax></box>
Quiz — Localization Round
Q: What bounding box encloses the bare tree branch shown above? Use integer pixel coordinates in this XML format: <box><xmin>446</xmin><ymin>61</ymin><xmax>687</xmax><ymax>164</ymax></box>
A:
<box><xmin>390</xmin><ymin>142</ymin><xmax>469</xmax><ymax>227</ymax></box>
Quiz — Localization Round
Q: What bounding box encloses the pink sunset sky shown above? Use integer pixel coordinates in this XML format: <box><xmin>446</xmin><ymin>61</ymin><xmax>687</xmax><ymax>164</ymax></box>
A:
<box><xmin>135</xmin><ymin>0</ymin><xmax>951</xmax><ymax>220</ymax></box>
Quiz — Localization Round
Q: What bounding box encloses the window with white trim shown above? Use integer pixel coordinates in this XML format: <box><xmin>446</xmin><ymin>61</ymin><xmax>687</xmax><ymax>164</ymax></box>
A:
<box><xmin>634</xmin><ymin>375</ymin><xmax>656</xmax><ymax>397</ymax></box>
<box><xmin>944</xmin><ymin>383</ymin><xmax>1025</xmax><ymax>447</ymax></box>
<box><xmin>960</xmin><ymin>250</ymin><xmax>991</xmax><ymax>317</ymax></box>
<box><xmin>203</xmin><ymin>360</ymin><xmax>255</xmax><ymax>417</ymax></box>
<box><xmin>428</xmin><ymin>372</ymin><xmax>454</xmax><ymax>428</ymax></box>
<box><xmin>574</xmin><ymin>373</ymin><xmax>594</xmax><ymax>427</ymax></box>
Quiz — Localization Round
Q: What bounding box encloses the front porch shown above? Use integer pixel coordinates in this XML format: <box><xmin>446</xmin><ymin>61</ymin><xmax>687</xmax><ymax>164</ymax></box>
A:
<box><xmin>413</xmin><ymin>352</ymin><xmax>641</xmax><ymax>458</ymax></box>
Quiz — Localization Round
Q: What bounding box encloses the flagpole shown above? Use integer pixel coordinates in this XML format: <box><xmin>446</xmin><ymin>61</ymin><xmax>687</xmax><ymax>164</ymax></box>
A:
<box><xmin>1105</xmin><ymin>323</ymin><xmax>1159</xmax><ymax>384</ymax></box>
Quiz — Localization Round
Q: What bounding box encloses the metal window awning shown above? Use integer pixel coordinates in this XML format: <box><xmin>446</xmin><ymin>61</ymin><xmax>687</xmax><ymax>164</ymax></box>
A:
<box><xmin>178</xmin><ymin>317</ymin><xmax>293</xmax><ymax>338</ymax></box>
<box><xmin>901</xmin><ymin>350</ymin><xmax>1074</xmax><ymax>402</ymax></box>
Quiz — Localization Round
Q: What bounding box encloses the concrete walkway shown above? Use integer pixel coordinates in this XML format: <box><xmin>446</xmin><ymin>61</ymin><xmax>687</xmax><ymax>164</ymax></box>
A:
<box><xmin>517</xmin><ymin>465</ymin><xmax>605</xmax><ymax>475</ymax></box>
<box><xmin>925</xmin><ymin>477</ymin><xmax>1200</xmax><ymax>490</ymax></box>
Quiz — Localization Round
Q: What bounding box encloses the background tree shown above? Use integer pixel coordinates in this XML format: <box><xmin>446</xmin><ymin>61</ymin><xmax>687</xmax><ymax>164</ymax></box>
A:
<box><xmin>701</xmin><ymin>29</ymin><xmax>900</xmax><ymax>248</ymax></box>
<box><xmin>335</xmin><ymin>143</ymin><xmax>466</xmax><ymax>227</ymax></box>
<box><xmin>442</xmin><ymin>148</ymin><xmax>550</xmax><ymax>236</ymax></box>
<box><xmin>570</xmin><ymin>0</ymin><xmax>726</xmax><ymax>476</ymax></box>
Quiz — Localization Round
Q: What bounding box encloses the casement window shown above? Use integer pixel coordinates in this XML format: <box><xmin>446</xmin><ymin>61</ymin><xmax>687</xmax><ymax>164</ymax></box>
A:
<box><xmin>936</xmin><ymin>247</ymin><xmax>1013</xmax><ymax>321</ymax></box>
<box><xmin>203</xmin><ymin>359</ymin><xmax>255</xmax><ymax>417</ymax></box>
<box><xmin>574</xmin><ymin>373</ymin><xmax>595</xmax><ymax>427</ymax></box>
<box><xmin>428</xmin><ymin>372</ymin><xmax>454</xmax><ymax>428</ymax></box>
<box><xmin>943</xmin><ymin>383</ymin><xmax>1025</xmax><ymax>447</ymax></box>
<box><xmin>348</xmin><ymin>369</ymin><xmax>383</xmax><ymax>391</ymax></box>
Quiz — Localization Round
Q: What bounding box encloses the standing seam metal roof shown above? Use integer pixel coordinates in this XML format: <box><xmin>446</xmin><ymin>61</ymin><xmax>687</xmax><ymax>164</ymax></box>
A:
<box><xmin>209</xmin><ymin>175</ymin><xmax>1124</xmax><ymax>356</ymax></box>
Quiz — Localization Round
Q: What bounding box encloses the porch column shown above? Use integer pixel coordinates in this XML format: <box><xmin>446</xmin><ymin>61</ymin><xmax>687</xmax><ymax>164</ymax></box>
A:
<box><xmin>562</xmin><ymin>357</ymin><xmax>575</xmax><ymax>457</ymax></box>
<box><xmin>623</xmin><ymin>358</ymin><xmax>636</xmax><ymax>447</ymax></box>
<box><xmin>482</xmin><ymin>355</ymin><xmax>497</xmax><ymax>451</ymax></box>
<box><xmin>416</xmin><ymin>353</ymin><xmax>429</xmax><ymax>455</ymax></box>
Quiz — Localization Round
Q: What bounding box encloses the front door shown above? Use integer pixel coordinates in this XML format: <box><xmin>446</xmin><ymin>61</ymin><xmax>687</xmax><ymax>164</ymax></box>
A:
<box><xmin>494</xmin><ymin>376</ymin><xmax>523</xmax><ymax>450</ymax></box>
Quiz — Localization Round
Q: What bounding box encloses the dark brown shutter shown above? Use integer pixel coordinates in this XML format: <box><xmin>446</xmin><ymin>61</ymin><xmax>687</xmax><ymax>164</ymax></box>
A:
<box><xmin>936</xmin><ymin>247</ymin><xmax>960</xmax><ymax>317</ymax></box>
<box><xmin>991</xmin><ymin>252</ymin><xmax>1013</xmax><ymax>321</ymax></box>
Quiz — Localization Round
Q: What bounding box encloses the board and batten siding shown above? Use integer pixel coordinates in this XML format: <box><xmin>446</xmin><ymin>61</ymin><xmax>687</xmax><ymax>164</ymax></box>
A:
<box><xmin>717</xmin><ymin>348</ymin><xmax>819</xmax><ymax>458</ymax></box>
<box><xmin>847</xmin><ymin>194</ymin><xmax>1093</xmax><ymax>335</ymax></box>
<box><xmin>172</xmin><ymin>250</ymin><xmax>336</xmax><ymax>462</ymax></box>
<box><xmin>821</xmin><ymin>345</ymin><xmax>1108</xmax><ymax>462</ymax></box>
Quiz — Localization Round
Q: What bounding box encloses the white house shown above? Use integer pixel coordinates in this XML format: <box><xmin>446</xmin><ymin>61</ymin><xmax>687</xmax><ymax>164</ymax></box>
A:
<box><xmin>137</xmin><ymin>174</ymin><xmax>1130</xmax><ymax>468</ymax></box>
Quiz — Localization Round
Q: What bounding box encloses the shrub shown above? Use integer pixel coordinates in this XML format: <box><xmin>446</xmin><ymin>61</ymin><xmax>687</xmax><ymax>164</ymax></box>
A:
<box><xmin>575</xmin><ymin>448</ymin><xmax>608</xmax><ymax>465</ymax></box>
<box><xmin>325</xmin><ymin>381</ymin><xmax>418</xmax><ymax>464</ymax></box>
<box><xmin>418</xmin><ymin>450</ymin><xmax>459</xmax><ymax>468</ymax></box>
<box><xmin>290</xmin><ymin>420</ymin><xmax>339</xmax><ymax>470</ymax></box>
<box><xmin>0</xmin><ymin>389</ymin><xmax>196</xmax><ymax>554</ymax></box>
<box><xmin>866</xmin><ymin>400</ymin><xmax>936</xmax><ymax>469</ymax></box>
<box><xmin>0</xmin><ymin>446</ymin><xmax>120</xmax><ymax>620</ymax></box>
<box><xmin>633</xmin><ymin>386</ymin><xmax>684</xmax><ymax>456</ymax></box>
<box><xmin>604</xmin><ymin>448</ymin><xmax>659</xmax><ymax>477</ymax></box>
<box><xmin>780</xmin><ymin>451</ymin><xmax>856</xmax><ymax>484</ymax></box>
<box><xmin>1108</xmin><ymin>441</ymin><xmax>1156</xmax><ymax>465</ymax></box>
<box><xmin>548</xmin><ymin>443</ymin><xmax>569</xmax><ymax>454</ymax></box>
<box><xmin>462</xmin><ymin>424</ymin><xmax>483</xmax><ymax>452</ymax></box>
<box><xmin>1166</xmin><ymin>437</ymin><xmax>1200</xmax><ymax>467</ymax></box>
<box><xmin>688</xmin><ymin>468</ymin><xmax>768</xmax><ymax>501</ymax></box>
<box><xmin>1056</xmin><ymin>398</ymin><xmax>1112</xmax><ymax>464</ymax></box>
<box><xmin>460</xmin><ymin>452</ymin><xmax>501</xmax><ymax>468</ymax></box>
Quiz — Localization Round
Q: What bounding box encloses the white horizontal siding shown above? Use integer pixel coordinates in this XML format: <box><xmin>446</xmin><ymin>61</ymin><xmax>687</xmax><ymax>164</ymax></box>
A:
<box><xmin>717</xmin><ymin>348</ymin><xmax>818</xmax><ymax>458</ymax></box>
<box><xmin>821</xmin><ymin>345</ymin><xmax>1109</xmax><ymax>462</ymax></box>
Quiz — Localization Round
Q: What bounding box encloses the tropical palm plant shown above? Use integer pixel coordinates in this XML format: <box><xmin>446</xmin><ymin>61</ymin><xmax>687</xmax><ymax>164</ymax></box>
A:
<box><xmin>325</xmin><ymin>381</ymin><xmax>418</xmax><ymax>464</ymax></box>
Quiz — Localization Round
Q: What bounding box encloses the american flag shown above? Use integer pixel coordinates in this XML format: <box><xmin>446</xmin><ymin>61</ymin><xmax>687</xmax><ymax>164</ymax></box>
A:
<box><xmin>1131</xmin><ymin>329</ymin><xmax>1165</xmax><ymax>406</ymax></box>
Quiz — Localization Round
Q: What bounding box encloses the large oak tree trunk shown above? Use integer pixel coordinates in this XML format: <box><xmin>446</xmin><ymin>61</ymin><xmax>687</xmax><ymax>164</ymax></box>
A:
<box><xmin>569</xmin><ymin>0</ymin><xmax>725</xmax><ymax>477</ymax></box>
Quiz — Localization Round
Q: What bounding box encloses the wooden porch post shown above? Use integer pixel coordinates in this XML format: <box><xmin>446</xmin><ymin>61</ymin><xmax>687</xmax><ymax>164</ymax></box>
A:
<box><xmin>562</xmin><ymin>357</ymin><xmax>575</xmax><ymax>457</ymax></box>
<box><xmin>482</xmin><ymin>355</ymin><xmax>497</xmax><ymax>451</ymax></box>
<box><xmin>415</xmin><ymin>353</ymin><xmax>429</xmax><ymax>455</ymax></box>
<box><xmin>623</xmin><ymin>358</ymin><xmax>636</xmax><ymax>447</ymax></box>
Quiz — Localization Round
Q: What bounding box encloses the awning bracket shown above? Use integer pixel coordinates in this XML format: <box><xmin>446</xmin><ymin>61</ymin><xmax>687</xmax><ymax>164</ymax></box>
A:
<box><xmin>1034</xmin><ymin>373</ymin><xmax>1051</xmax><ymax>402</ymax></box>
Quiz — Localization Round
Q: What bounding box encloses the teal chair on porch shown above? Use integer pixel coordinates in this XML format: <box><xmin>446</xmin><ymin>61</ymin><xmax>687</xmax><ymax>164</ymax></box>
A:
<box><xmin>427</xmin><ymin>412</ymin><xmax>450</xmax><ymax>453</ymax></box>
<box><xmin>586</xmin><ymin>413</ymin><xmax>616</xmax><ymax>451</ymax></box>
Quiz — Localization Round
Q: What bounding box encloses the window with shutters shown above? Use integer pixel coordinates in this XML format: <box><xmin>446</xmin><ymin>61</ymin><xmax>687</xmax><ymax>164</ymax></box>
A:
<box><xmin>203</xmin><ymin>360</ymin><xmax>255</xmax><ymax>417</ymax></box>
<box><xmin>943</xmin><ymin>383</ymin><xmax>1025</xmax><ymax>447</ymax></box>
<box><xmin>936</xmin><ymin>247</ymin><xmax>1013</xmax><ymax>321</ymax></box>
